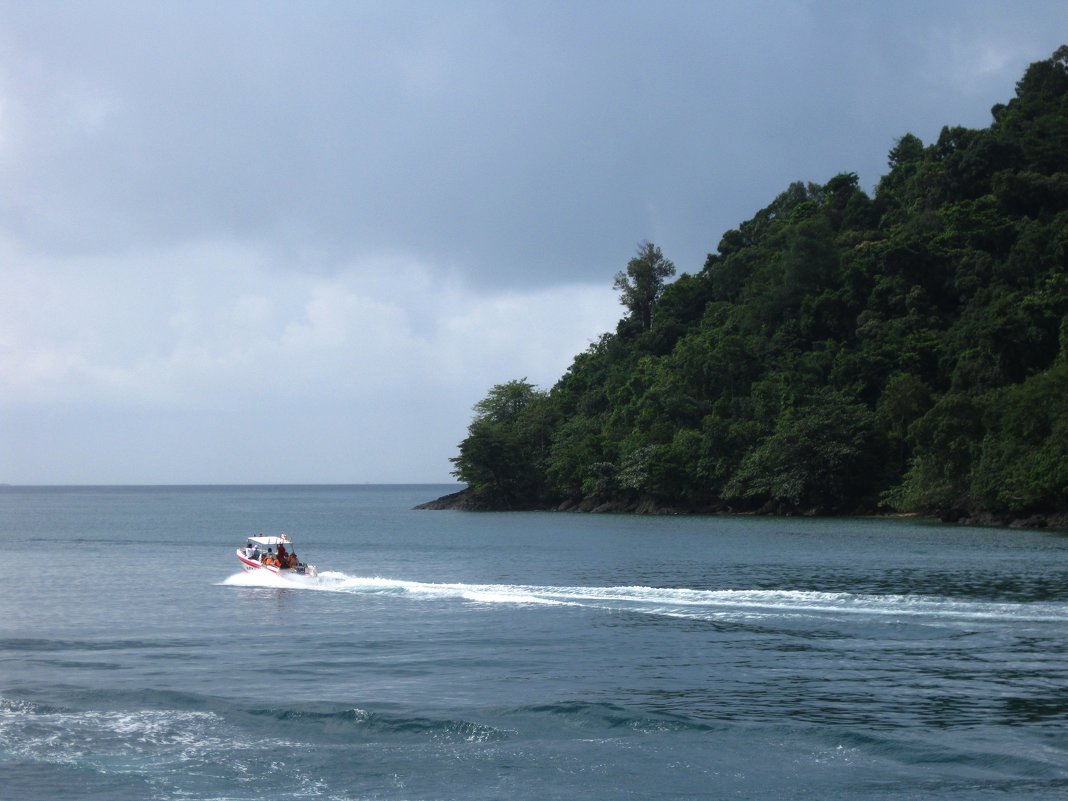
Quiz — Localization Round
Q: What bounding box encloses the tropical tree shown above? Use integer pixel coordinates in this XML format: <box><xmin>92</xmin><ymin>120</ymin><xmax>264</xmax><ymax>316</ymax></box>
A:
<box><xmin>450</xmin><ymin>379</ymin><xmax>554</xmax><ymax>508</ymax></box>
<box><xmin>613</xmin><ymin>241</ymin><xmax>676</xmax><ymax>331</ymax></box>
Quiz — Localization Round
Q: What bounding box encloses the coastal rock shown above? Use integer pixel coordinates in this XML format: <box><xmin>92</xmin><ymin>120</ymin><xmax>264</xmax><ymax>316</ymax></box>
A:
<box><xmin>414</xmin><ymin>488</ymin><xmax>480</xmax><ymax>510</ymax></box>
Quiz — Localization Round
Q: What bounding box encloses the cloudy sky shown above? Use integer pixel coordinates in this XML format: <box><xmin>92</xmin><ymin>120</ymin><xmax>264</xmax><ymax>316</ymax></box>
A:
<box><xmin>1</xmin><ymin>1</ymin><xmax>1065</xmax><ymax>484</ymax></box>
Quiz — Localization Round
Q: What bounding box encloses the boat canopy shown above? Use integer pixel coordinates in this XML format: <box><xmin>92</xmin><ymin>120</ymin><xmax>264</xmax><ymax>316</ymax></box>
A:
<box><xmin>246</xmin><ymin>534</ymin><xmax>293</xmax><ymax>547</ymax></box>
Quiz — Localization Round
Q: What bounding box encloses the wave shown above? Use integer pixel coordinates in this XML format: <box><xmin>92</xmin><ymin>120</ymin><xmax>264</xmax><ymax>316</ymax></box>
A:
<box><xmin>0</xmin><ymin>692</ymin><xmax>698</xmax><ymax>756</ymax></box>
<box><xmin>0</xmin><ymin>637</ymin><xmax>203</xmax><ymax>653</ymax></box>
<box><xmin>512</xmin><ymin>699</ymin><xmax>721</xmax><ymax>734</ymax></box>
<box><xmin>0</xmin><ymin>692</ymin><xmax>511</xmax><ymax>772</ymax></box>
<box><xmin>239</xmin><ymin>706</ymin><xmax>512</xmax><ymax>743</ymax></box>
<box><xmin>0</xmin><ymin>692</ymin><xmax>341</xmax><ymax>800</ymax></box>
<box><xmin>220</xmin><ymin>572</ymin><xmax>1068</xmax><ymax>625</ymax></box>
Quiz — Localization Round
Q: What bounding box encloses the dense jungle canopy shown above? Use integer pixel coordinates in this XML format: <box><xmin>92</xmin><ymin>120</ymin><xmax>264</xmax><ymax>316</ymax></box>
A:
<box><xmin>445</xmin><ymin>49</ymin><xmax>1068</xmax><ymax>523</ymax></box>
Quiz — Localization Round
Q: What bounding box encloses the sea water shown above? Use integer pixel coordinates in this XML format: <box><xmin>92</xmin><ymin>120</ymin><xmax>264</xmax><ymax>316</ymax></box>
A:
<box><xmin>1</xmin><ymin>485</ymin><xmax>1067</xmax><ymax>800</ymax></box>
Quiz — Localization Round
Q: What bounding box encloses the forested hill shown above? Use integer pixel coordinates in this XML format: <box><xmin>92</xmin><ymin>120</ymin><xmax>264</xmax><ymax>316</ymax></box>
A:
<box><xmin>432</xmin><ymin>49</ymin><xmax>1068</xmax><ymax>525</ymax></box>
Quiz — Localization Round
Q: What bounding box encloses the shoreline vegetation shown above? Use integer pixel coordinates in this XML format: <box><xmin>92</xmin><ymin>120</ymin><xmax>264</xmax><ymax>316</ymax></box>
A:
<box><xmin>423</xmin><ymin>50</ymin><xmax>1068</xmax><ymax>530</ymax></box>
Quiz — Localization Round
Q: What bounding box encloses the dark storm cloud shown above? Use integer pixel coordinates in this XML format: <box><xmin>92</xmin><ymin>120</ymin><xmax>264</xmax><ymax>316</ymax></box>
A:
<box><xmin>2</xmin><ymin>1</ymin><xmax>1063</xmax><ymax>286</ymax></box>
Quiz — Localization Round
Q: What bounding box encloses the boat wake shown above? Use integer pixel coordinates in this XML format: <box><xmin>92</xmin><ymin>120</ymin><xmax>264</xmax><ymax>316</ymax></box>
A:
<box><xmin>220</xmin><ymin>571</ymin><xmax>1068</xmax><ymax>626</ymax></box>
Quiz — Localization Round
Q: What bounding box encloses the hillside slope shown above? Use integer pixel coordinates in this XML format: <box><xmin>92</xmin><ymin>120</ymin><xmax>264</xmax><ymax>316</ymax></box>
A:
<box><xmin>442</xmin><ymin>50</ymin><xmax>1068</xmax><ymax>525</ymax></box>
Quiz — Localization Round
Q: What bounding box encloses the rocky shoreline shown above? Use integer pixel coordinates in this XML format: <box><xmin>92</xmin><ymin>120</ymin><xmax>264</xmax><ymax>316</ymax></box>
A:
<box><xmin>414</xmin><ymin>488</ymin><xmax>720</xmax><ymax>514</ymax></box>
<box><xmin>415</xmin><ymin>488</ymin><xmax>1068</xmax><ymax>530</ymax></box>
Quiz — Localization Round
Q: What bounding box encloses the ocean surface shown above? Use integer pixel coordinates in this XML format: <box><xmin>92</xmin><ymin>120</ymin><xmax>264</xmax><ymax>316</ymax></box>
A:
<box><xmin>1</xmin><ymin>485</ymin><xmax>1067</xmax><ymax>801</ymax></box>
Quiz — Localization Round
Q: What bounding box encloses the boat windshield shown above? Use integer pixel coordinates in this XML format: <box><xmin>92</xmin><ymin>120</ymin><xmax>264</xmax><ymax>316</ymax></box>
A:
<box><xmin>246</xmin><ymin>535</ymin><xmax>294</xmax><ymax>548</ymax></box>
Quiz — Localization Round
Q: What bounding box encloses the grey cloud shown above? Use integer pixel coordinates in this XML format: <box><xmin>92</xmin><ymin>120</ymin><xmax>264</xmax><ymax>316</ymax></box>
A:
<box><xmin>1</xmin><ymin>1</ymin><xmax>1065</xmax><ymax>285</ymax></box>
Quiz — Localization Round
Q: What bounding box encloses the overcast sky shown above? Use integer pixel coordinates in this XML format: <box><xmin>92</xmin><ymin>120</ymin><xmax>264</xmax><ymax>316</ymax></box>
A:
<box><xmin>2</xmin><ymin>1</ymin><xmax>1065</xmax><ymax>484</ymax></box>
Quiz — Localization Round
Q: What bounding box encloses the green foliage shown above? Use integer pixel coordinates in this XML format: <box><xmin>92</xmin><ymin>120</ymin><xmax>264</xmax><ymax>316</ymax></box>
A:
<box><xmin>450</xmin><ymin>379</ymin><xmax>556</xmax><ymax>508</ymax></box>
<box><xmin>724</xmin><ymin>389</ymin><xmax>878</xmax><ymax>511</ymax></box>
<box><xmin>613</xmin><ymin>241</ymin><xmax>676</xmax><ymax>332</ymax></box>
<box><xmin>891</xmin><ymin>393</ymin><xmax>984</xmax><ymax>512</ymax></box>
<box><xmin>971</xmin><ymin>363</ymin><xmax>1068</xmax><ymax>513</ymax></box>
<box><xmin>450</xmin><ymin>50</ymin><xmax>1068</xmax><ymax>518</ymax></box>
<box><xmin>472</xmin><ymin>379</ymin><xmax>541</xmax><ymax>423</ymax></box>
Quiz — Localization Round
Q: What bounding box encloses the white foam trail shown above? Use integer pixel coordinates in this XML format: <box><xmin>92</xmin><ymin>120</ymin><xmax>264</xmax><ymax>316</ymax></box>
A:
<box><xmin>220</xmin><ymin>572</ymin><xmax>1067</xmax><ymax>623</ymax></box>
<box><xmin>219</xmin><ymin>569</ymin><xmax>327</xmax><ymax>590</ymax></box>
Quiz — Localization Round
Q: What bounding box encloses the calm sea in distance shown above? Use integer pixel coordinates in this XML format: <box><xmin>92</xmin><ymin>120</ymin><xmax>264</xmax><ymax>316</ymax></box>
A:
<box><xmin>1</xmin><ymin>484</ymin><xmax>1067</xmax><ymax>800</ymax></box>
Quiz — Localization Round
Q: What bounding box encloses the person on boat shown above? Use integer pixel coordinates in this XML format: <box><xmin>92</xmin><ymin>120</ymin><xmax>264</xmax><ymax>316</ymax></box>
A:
<box><xmin>245</xmin><ymin>542</ymin><xmax>258</xmax><ymax>559</ymax></box>
<box><xmin>261</xmin><ymin>547</ymin><xmax>272</xmax><ymax>564</ymax></box>
<box><xmin>277</xmin><ymin>542</ymin><xmax>289</xmax><ymax>569</ymax></box>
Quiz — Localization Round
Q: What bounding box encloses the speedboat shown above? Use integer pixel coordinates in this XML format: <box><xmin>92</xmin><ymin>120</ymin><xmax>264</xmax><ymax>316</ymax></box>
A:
<box><xmin>236</xmin><ymin>533</ymin><xmax>318</xmax><ymax>578</ymax></box>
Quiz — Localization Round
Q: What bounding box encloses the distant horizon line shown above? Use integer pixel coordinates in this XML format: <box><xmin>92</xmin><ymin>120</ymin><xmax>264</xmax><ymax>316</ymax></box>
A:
<box><xmin>0</xmin><ymin>482</ymin><xmax>465</xmax><ymax>489</ymax></box>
